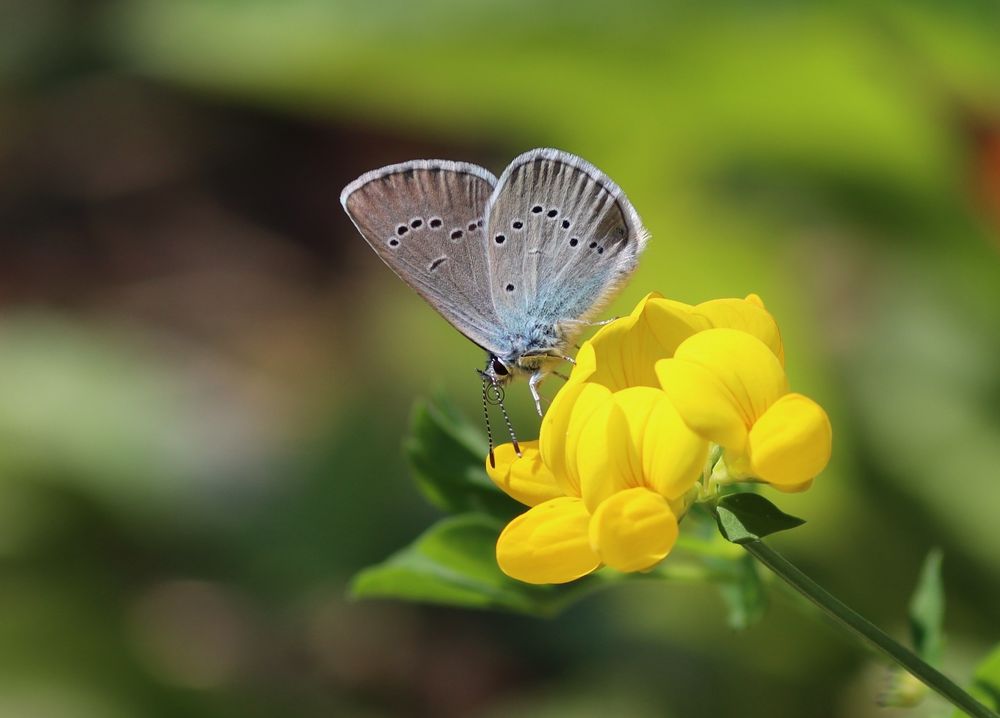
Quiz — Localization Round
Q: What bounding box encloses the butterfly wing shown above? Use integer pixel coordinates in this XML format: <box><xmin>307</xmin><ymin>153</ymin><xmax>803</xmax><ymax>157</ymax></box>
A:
<box><xmin>341</xmin><ymin>160</ymin><xmax>501</xmax><ymax>351</ymax></box>
<box><xmin>484</xmin><ymin>149</ymin><xmax>649</xmax><ymax>342</ymax></box>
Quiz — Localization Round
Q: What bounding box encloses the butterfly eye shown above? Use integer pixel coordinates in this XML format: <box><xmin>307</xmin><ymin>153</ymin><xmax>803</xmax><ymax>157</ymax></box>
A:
<box><xmin>491</xmin><ymin>357</ymin><xmax>509</xmax><ymax>376</ymax></box>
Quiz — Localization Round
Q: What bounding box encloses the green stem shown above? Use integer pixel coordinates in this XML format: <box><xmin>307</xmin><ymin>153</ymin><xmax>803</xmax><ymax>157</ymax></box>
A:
<box><xmin>742</xmin><ymin>539</ymin><xmax>998</xmax><ymax>718</ymax></box>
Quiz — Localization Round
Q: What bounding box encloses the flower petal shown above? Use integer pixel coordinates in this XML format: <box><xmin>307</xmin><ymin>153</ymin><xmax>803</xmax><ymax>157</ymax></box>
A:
<box><xmin>656</xmin><ymin>329</ymin><xmax>788</xmax><ymax>453</ymax></box>
<box><xmin>575</xmin><ymin>393</ymin><xmax>630</xmax><ymax>510</ymax></box>
<box><xmin>496</xmin><ymin>497</ymin><xmax>600</xmax><ymax>584</ymax></box>
<box><xmin>576</xmin><ymin>388</ymin><xmax>707</xmax><ymax>510</ymax></box>
<box><xmin>744</xmin><ymin>293</ymin><xmax>765</xmax><ymax>309</ymax></box>
<box><xmin>539</xmin><ymin>381</ymin><xmax>612</xmax><ymax>497</ymax></box>
<box><xmin>573</xmin><ymin>293</ymin><xmax>705</xmax><ymax>391</ymax></box>
<box><xmin>694</xmin><ymin>297</ymin><xmax>785</xmax><ymax>365</ymax></box>
<box><xmin>485</xmin><ymin>441</ymin><xmax>564</xmax><ymax>507</ymax></box>
<box><xmin>748</xmin><ymin>393</ymin><xmax>832</xmax><ymax>488</ymax></box>
<box><xmin>635</xmin><ymin>392</ymin><xmax>708</xmax><ymax>502</ymax></box>
<box><xmin>588</xmin><ymin>487</ymin><xmax>678</xmax><ymax>573</ymax></box>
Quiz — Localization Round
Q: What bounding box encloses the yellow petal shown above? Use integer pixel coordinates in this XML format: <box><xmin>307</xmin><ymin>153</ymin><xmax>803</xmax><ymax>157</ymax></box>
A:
<box><xmin>694</xmin><ymin>297</ymin><xmax>785</xmax><ymax>366</ymax></box>
<box><xmin>588</xmin><ymin>488</ymin><xmax>678</xmax><ymax>573</ymax></box>
<box><xmin>576</xmin><ymin>388</ymin><xmax>707</xmax><ymax>510</ymax></box>
<box><xmin>575</xmin><ymin>393</ymin><xmax>629</xmax><ymax>510</ymax></box>
<box><xmin>772</xmin><ymin>478</ymin><xmax>814</xmax><ymax>494</ymax></box>
<box><xmin>748</xmin><ymin>393</ymin><xmax>832</xmax><ymax>488</ymax></box>
<box><xmin>656</xmin><ymin>329</ymin><xmax>788</xmax><ymax>452</ymax></box>
<box><xmin>539</xmin><ymin>381</ymin><xmax>612</xmax><ymax>497</ymax></box>
<box><xmin>572</xmin><ymin>341</ymin><xmax>599</xmax><ymax>384</ymax></box>
<box><xmin>485</xmin><ymin>441</ymin><xmax>564</xmax><ymax>507</ymax></box>
<box><xmin>573</xmin><ymin>294</ymin><xmax>705</xmax><ymax>391</ymax></box>
<box><xmin>496</xmin><ymin>497</ymin><xmax>600</xmax><ymax>584</ymax></box>
<box><xmin>744</xmin><ymin>293</ymin><xmax>765</xmax><ymax>309</ymax></box>
<box><xmin>569</xmin><ymin>294</ymin><xmax>659</xmax><ymax>385</ymax></box>
<box><xmin>635</xmin><ymin>392</ymin><xmax>709</xmax><ymax>502</ymax></box>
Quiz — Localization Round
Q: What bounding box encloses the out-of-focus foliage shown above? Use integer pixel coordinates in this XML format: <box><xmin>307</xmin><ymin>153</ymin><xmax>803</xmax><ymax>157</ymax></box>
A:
<box><xmin>352</xmin><ymin>513</ymin><xmax>607</xmax><ymax>617</ymax></box>
<box><xmin>910</xmin><ymin>549</ymin><xmax>946</xmax><ymax>668</ymax></box>
<box><xmin>881</xmin><ymin>548</ymin><xmax>946</xmax><ymax>708</ymax></box>
<box><xmin>955</xmin><ymin>644</ymin><xmax>1000</xmax><ymax>717</ymax></box>
<box><xmin>974</xmin><ymin>647</ymin><xmax>1000</xmax><ymax>713</ymax></box>
<box><xmin>1</xmin><ymin>0</ymin><xmax>999</xmax><ymax>716</ymax></box>
<box><xmin>405</xmin><ymin>399</ymin><xmax>520</xmax><ymax>520</ymax></box>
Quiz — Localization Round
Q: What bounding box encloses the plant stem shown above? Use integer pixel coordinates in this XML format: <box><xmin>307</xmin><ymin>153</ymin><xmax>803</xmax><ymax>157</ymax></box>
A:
<box><xmin>743</xmin><ymin>539</ymin><xmax>998</xmax><ymax>718</ymax></box>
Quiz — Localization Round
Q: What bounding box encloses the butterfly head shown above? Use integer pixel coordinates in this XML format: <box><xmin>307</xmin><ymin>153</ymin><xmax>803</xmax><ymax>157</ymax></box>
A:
<box><xmin>485</xmin><ymin>350</ymin><xmax>550</xmax><ymax>385</ymax></box>
<box><xmin>485</xmin><ymin>354</ymin><xmax>514</xmax><ymax>385</ymax></box>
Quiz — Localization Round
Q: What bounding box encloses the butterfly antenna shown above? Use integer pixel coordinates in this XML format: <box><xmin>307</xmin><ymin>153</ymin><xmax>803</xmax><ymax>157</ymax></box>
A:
<box><xmin>478</xmin><ymin>370</ymin><xmax>522</xmax><ymax>461</ymax></box>
<box><xmin>480</xmin><ymin>374</ymin><xmax>496</xmax><ymax>469</ymax></box>
<box><xmin>494</xmin><ymin>384</ymin><xmax>521</xmax><ymax>458</ymax></box>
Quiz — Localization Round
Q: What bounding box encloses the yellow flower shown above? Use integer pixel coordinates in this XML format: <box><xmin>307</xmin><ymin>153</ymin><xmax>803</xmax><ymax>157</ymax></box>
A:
<box><xmin>486</xmin><ymin>384</ymin><xmax>707</xmax><ymax>584</ymax></box>
<box><xmin>572</xmin><ymin>292</ymin><xmax>784</xmax><ymax>392</ymax></box>
<box><xmin>484</xmin><ymin>291</ymin><xmax>830</xmax><ymax>584</ymax></box>
<box><xmin>656</xmin><ymin>328</ymin><xmax>832</xmax><ymax>492</ymax></box>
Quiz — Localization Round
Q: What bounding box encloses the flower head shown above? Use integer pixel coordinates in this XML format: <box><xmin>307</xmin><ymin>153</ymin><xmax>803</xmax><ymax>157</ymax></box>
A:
<box><xmin>486</xmin><ymin>292</ymin><xmax>831</xmax><ymax>584</ymax></box>
<box><xmin>656</xmin><ymin>328</ymin><xmax>831</xmax><ymax>492</ymax></box>
<box><xmin>487</xmin><ymin>383</ymin><xmax>707</xmax><ymax>583</ymax></box>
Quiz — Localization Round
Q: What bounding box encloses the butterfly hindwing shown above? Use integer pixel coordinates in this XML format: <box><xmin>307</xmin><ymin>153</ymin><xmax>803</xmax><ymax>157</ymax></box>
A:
<box><xmin>484</xmin><ymin>149</ymin><xmax>649</xmax><ymax>336</ymax></box>
<box><xmin>340</xmin><ymin>160</ymin><xmax>501</xmax><ymax>350</ymax></box>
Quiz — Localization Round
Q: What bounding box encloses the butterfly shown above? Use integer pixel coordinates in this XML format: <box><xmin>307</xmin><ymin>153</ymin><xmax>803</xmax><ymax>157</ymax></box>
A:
<box><xmin>340</xmin><ymin>148</ymin><xmax>649</xmax><ymax>458</ymax></box>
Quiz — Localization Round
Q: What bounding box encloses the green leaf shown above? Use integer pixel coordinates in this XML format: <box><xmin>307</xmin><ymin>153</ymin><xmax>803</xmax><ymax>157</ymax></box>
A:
<box><xmin>404</xmin><ymin>397</ymin><xmax>520</xmax><ymax>520</ymax></box>
<box><xmin>350</xmin><ymin>514</ymin><xmax>607</xmax><ymax>617</ymax></box>
<box><xmin>881</xmin><ymin>548</ymin><xmax>945</xmax><ymax>708</ymax></box>
<box><xmin>713</xmin><ymin>493</ymin><xmax>806</xmax><ymax>544</ymax></box>
<box><xmin>952</xmin><ymin>643</ymin><xmax>1000</xmax><ymax>717</ymax></box>
<box><xmin>910</xmin><ymin>548</ymin><xmax>945</xmax><ymax>665</ymax></box>
<box><xmin>716</xmin><ymin>553</ymin><xmax>768</xmax><ymax>630</ymax></box>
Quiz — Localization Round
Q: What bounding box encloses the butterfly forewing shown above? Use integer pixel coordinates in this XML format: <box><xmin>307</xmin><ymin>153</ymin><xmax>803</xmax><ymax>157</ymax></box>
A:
<box><xmin>484</xmin><ymin>149</ymin><xmax>649</xmax><ymax>336</ymax></box>
<box><xmin>340</xmin><ymin>160</ymin><xmax>501</xmax><ymax>350</ymax></box>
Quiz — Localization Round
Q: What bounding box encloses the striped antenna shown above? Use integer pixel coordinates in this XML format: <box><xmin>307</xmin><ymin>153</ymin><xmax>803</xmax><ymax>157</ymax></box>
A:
<box><xmin>480</xmin><ymin>373</ymin><xmax>496</xmax><ymax>468</ymax></box>
<box><xmin>477</xmin><ymin>370</ymin><xmax>521</xmax><ymax>467</ymax></box>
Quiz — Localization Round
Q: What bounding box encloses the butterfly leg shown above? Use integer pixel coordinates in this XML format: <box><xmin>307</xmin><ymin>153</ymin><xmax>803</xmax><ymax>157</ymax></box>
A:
<box><xmin>529</xmin><ymin>371</ymin><xmax>547</xmax><ymax>416</ymax></box>
<box><xmin>565</xmin><ymin>317</ymin><xmax>618</xmax><ymax>330</ymax></box>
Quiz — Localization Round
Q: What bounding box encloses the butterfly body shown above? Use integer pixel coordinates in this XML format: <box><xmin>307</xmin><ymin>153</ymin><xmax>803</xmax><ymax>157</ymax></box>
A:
<box><xmin>341</xmin><ymin>148</ymin><xmax>649</xmax><ymax>413</ymax></box>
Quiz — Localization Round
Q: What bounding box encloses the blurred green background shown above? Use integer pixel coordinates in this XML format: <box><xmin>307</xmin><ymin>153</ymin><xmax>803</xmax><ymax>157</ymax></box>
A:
<box><xmin>1</xmin><ymin>1</ymin><xmax>999</xmax><ymax>716</ymax></box>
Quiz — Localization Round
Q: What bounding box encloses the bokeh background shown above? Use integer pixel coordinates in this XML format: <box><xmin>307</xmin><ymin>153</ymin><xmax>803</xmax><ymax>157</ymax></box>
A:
<box><xmin>2</xmin><ymin>1</ymin><xmax>999</xmax><ymax>716</ymax></box>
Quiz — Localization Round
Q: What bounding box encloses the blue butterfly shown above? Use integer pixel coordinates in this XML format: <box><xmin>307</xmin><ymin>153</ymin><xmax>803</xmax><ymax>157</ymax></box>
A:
<box><xmin>341</xmin><ymin>148</ymin><xmax>649</xmax><ymax>458</ymax></box>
